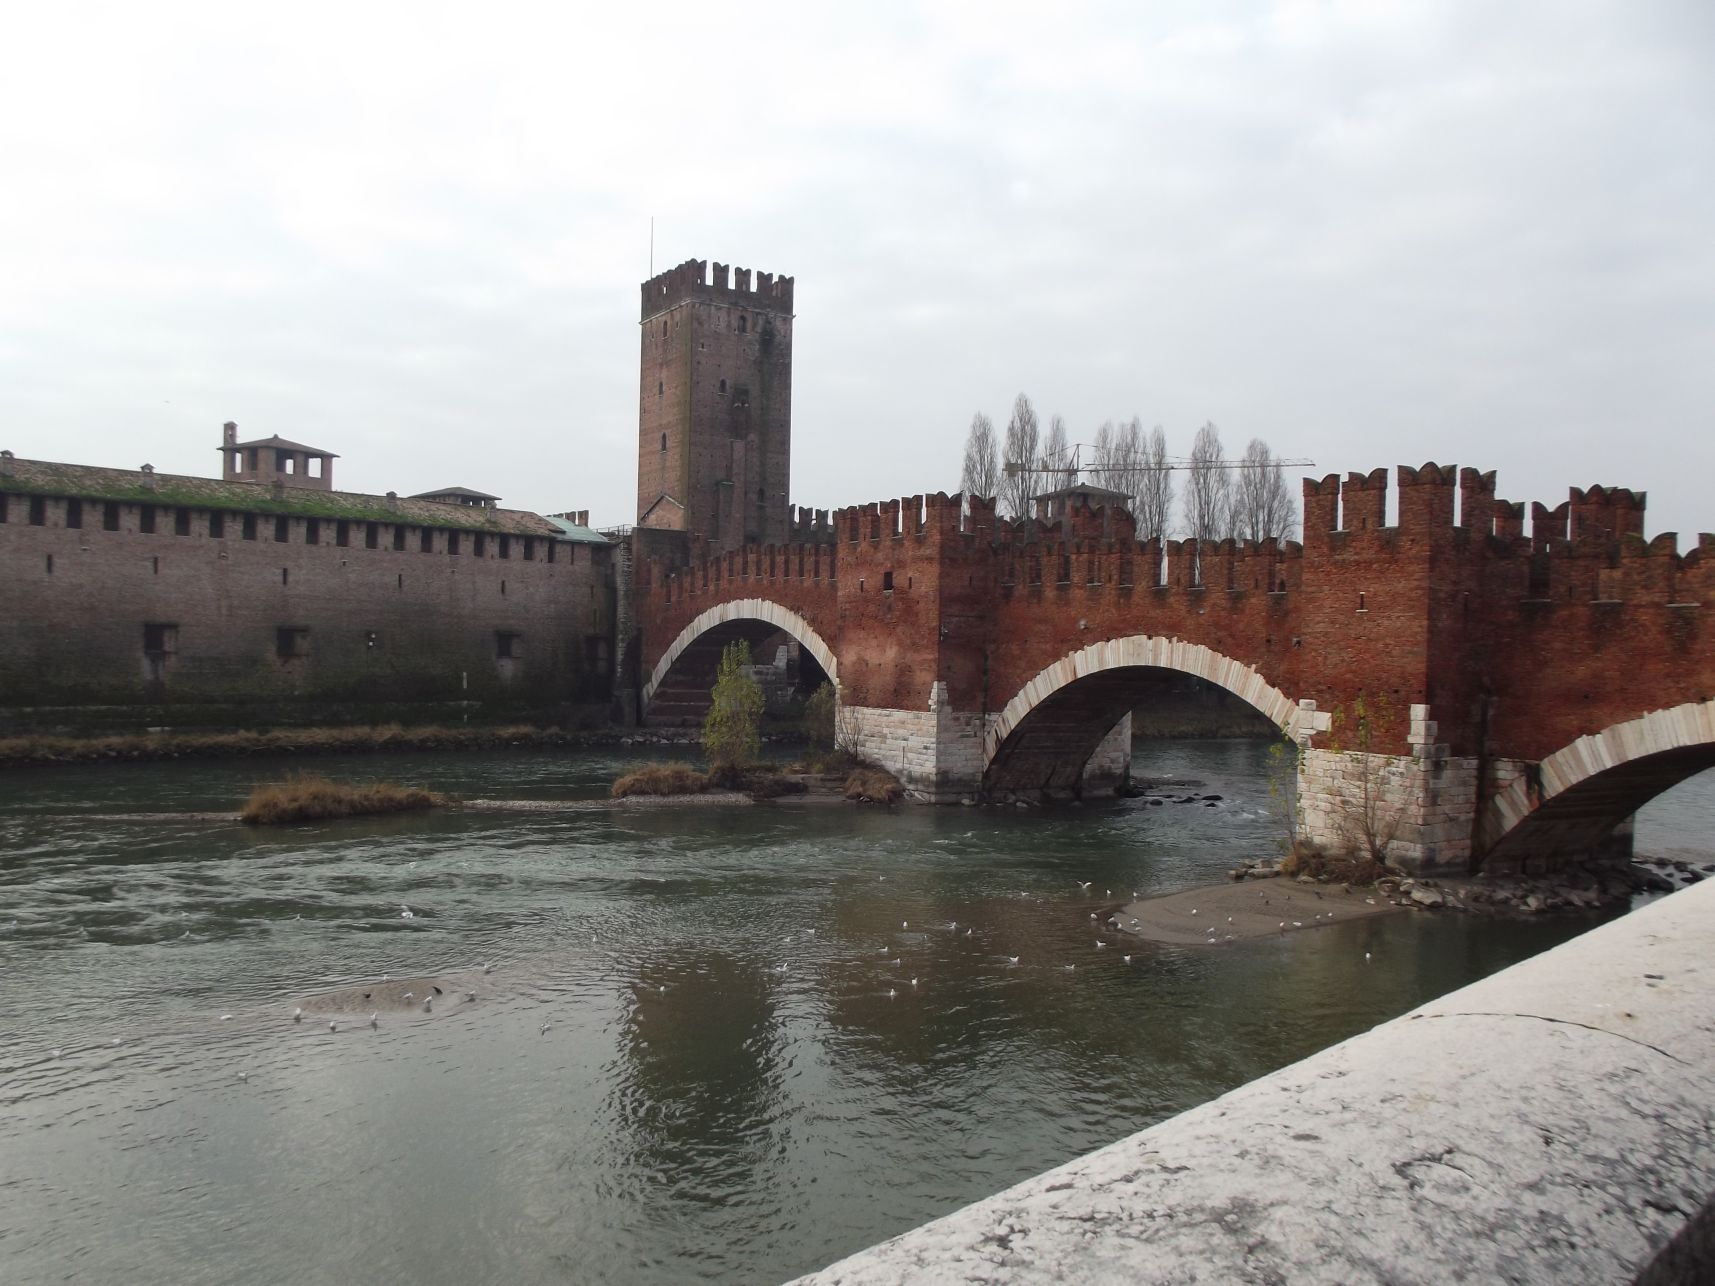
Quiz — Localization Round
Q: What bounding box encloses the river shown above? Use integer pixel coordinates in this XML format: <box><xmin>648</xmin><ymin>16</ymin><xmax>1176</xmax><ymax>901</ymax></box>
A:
<box><xmin>0</xmin><ymin>739</ymin><xmax>1708</xmax><ymax>1285</ymax></box>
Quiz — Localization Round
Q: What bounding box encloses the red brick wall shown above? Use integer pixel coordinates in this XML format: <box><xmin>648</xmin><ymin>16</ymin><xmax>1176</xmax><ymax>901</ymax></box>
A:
<box><xmin>0</xmin><ymin>494</ymin><xmax>612</xmax><ymax>707</ymax></box>
<box><xmin>637</xmin><ymin>465</ymin><xmax>1715</xmax><ymax>770</ymax></box>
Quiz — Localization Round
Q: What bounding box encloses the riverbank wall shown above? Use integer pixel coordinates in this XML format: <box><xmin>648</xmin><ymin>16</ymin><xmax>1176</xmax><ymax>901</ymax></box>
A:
<box><xmin>789</xmin><ymin>878</ymin><xmax>1715</xmax><ymax>1285</ymax></box>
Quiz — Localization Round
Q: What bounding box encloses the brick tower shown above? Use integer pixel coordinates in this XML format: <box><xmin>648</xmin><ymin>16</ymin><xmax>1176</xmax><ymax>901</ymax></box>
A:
<box><xmin>636</xmin><ymin>259</ymin><xmax>794</xmax><ymax>553</ymax></box>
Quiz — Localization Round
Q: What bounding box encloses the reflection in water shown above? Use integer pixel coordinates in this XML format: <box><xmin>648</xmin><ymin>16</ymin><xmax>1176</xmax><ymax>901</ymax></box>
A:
<box><xmin>0</xmin><ymin>743</ymin><xmax>1708</xmax><ymax>1285</ymax></box>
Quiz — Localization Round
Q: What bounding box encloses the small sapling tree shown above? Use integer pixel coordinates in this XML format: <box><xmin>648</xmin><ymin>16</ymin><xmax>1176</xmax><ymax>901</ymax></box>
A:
<box><xmin>703</xmin><ymin>640</ymin><xmax>763</xmax><ymax>781</ymax></box>
<box><xmin>1326</xmin><ymin>690</ymin><xmax>1403</xmax><ymax>874</ymax></box>
<box><xmin>803</xmin><ymin>680</ymin><xmax>837</xmax><ymax>750</ymax></box>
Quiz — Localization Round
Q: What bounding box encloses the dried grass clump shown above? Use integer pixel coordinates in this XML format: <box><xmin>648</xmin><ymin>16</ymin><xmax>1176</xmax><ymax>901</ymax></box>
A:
<box><xmin>1278</xmin><ymin>842</ymin><xmax>1385</xmax><ymax>886</ymax></box>
<box><xmin>844</xmin><ymin>766</ymin><xmax>903</xmax><ymax>805</ymax></box>
<box><xmin>611</xmin><ymin>763</ymin><xmax>709</xmax><ymax>798</ymax></box>
<box><xmin>240</xmin><ymin>774</ymin><xmax>443</xmax><ymax>825</ymax></box>
<box><xmin>789</xmin><ymin>748</ymin><xmax>864</xmax><ymax>776</ymax></box>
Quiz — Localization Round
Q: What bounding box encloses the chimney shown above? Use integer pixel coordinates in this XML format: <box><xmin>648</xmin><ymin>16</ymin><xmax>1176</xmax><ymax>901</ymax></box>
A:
<box><xmin>140</xmin><ymin>463</ymin><xmax>156</xmax><ymax>491</ymax></box>
<box><xmin>0</xmin><ymin>448</ymin><xmax>12</xmax><ymax>478</ymax></box>
<box><xmin>223</xmin><ymin>421</ymin><xmax>238</xmax><ymax>447</ymax></box>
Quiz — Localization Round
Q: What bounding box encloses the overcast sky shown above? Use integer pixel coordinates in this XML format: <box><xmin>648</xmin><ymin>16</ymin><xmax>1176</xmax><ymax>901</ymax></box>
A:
<box><xmin>3</xmin><ymin>1</ymin><xmax>1711</xmax><ymax>538</ymax></box>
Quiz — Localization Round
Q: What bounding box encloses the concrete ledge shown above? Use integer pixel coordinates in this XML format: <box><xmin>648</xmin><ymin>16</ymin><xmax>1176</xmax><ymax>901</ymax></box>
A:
<box><xmin>788</xmin><ymin>880</ymin><xmax>1715</xmax><ymax>1285</ymax></box>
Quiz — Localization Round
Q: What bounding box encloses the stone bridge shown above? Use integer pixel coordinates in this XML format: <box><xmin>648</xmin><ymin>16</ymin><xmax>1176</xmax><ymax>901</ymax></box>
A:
<box><xmin>635</xmin><ymin>464</ymin><xmax>1715</xmax><ymax>874</ymax></box>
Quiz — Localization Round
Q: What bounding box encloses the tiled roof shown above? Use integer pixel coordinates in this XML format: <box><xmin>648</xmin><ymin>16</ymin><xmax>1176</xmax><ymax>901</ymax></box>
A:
<box><xmin>545</xmin><ymin>515</ymin><xmax>613</xmax><ymax>544</ymax></box>
<box><xmin>229</xmin><ymin>434</ymin><xmax>340</xmax><ymax>457</ymax></box>
<box><xmin>412</xmin><ymin>486</ymin><xmax>502</xmax><ymax>502</ymax></box>
<box><xmin>0</xmin><ymin>456</ymin><xmax>557</xmax><ymax>535</ymax></box>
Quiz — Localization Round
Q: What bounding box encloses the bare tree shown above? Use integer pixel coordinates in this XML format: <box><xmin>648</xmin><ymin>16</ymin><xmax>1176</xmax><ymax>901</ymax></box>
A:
<box><xmin>1132</xmin><ymin>421</ymin><xmax>1173</xmax><ymax>543</ymax></box>
<box><xmin>999</xmin><ymin>393</ymin><xmax>1040</xmax><ymax>519</ymax></box>
<box><xmin>1089</xmin><ymin>420</ymin><xmax>1117</xmax><ymax>491</ymax></box>
<box><xmin>1183</xmin><ymin>421</ymin><xmax>1231</xmax><ymax>545</ymax></box>
<box><xmin>959</xmin><ymin>412</ymin><xmax>999</xmax><ymax>500</ymax></box>
<box><xmin>1232</xmin><ymin>438</ymin><xmax>1298</xmax><ymax>542</ymax></box>
<box><xmin>1041</xmin><ymin>414</ymin><xmax>1073</xmax><ymax>493</ymax></box>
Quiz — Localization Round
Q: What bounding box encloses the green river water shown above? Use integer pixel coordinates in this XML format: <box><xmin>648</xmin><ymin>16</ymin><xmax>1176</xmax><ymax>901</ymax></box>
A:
<box><xmin>1</xmin><ymin>738</ymin><xmax>1707</xmax><ymax>1285</ymax></box>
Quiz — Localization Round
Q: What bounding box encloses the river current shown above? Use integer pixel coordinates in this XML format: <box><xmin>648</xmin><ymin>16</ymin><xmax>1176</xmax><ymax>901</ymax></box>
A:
<box><xmin>1</xmin><ymin>739</ymin><xmax>1708</xmax><ymax>1285</ymax></box>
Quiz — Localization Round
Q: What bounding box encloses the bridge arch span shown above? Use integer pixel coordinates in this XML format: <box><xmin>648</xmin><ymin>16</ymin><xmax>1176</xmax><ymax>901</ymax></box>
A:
<box><xmin>983</xmin><ymin>636</ymin><xmax>1315</xmax><ymax>797</ymax></box>
<box><xmin>1478</xmin><ymin>699</ymin><xmax>1715</xmax><ymax>870</ymax></box>
<box><xmin>642</xmin><ymin>598</ymin><xmax>838</xmax><ymax>710</ymax></box>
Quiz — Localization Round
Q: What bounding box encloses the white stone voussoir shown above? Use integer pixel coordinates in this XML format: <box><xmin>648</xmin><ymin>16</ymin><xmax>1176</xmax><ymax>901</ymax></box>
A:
<box><xmin>643</xmin><ymin>599</ymin><xmax>837</xmax><ymax>709</ymax></box>
<box><xmin>985</xmin><ymin>635</ymin><xmax>1301</xmax><ymax>763</ymax></box>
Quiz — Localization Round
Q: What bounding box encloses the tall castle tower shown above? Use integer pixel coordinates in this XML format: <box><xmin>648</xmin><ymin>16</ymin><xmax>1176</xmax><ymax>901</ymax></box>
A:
<box><xmin>636</xmin><ymin>259</ymin><xmax>794</xmax><ymax>553</ymax></box>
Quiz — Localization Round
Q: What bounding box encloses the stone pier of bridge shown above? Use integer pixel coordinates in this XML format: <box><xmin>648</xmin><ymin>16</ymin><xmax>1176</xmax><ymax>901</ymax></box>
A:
<box><xmin>635</xmin><ymin>465</ymin><xmax>1715</xmax><ymax>874</ymax></box>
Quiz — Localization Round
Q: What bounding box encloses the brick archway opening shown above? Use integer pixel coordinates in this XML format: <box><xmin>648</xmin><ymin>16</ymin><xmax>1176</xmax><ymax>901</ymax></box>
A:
<box><xmin>642</xmin><ymin>599</ymin><xmax>837</xmax><ymax>726</ymax></box>
<box><xmin>1478</xmin><ymin>700</ymin><xmax>1715</xmax><ymax>872</ymax></box>
<box><xmin>983</xmin><ymin>637</ymin><xmax>1307</xmax><ymax>800</ymax></box>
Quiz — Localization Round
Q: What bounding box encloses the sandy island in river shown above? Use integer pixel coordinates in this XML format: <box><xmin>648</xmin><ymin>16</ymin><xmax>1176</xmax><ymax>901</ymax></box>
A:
<box><xmin>1116</xmin><ymin>878</ymin><xmax>1403</xmax><ymax>945</ymax></box>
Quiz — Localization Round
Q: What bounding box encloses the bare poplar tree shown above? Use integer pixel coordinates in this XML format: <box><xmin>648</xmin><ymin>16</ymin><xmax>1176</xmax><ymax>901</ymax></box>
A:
<box><xmin>1041</xmin><ymin>414</ymin><xmax>1072</xmax><ymax>492</ymax></box>
<box><xmin>1089</xmin><ymin>420</ymin><xmax>1116</xmax><ymax>491</ymax></box>
<box><xmin>959</xmin><ymin>412</ymin><xmax>999</xmax><ymax>499</ymax></box>
<box><xmin>1184</xmin><ymin>421</ymin><xmax>1231</xmax><ymax>544</ymax></box>
<box><xmin>1232</xmin><ymin>438</ymin><xmax>1298</xmax><ymax>542</ymax></box>
<box><xmin>1132</xmin><ymin>421</ymin><xmax>1173</xmax><ymax>543</ymax></box>
<box><xmin>999</xmin><ymin>393</ymin><xmax>1040</xmax><ymax>519</ymax></box>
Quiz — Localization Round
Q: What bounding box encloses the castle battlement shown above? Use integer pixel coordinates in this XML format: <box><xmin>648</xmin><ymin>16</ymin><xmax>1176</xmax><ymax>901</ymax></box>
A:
<box><xmin>640</xmin><ymin>258</ymin><xmax>796</xmax><ymax>321</ymax></box>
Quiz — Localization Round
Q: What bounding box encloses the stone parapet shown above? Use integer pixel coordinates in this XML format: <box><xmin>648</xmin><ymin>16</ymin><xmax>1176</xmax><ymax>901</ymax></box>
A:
<box><xmin>789</xmin><ymin>878</ymin><xmax>1715</xmax><ymax>1285</ymax></box>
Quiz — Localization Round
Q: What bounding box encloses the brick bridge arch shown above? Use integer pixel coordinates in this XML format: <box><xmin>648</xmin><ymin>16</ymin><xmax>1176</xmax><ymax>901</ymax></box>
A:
<box><xmin>984</xmin><ymin>636</ymin><xmax>1321</xmax><ymax>796</ymax></box>
<box><xmin>1477</xmin><ymin>700</ymin><xmax>1715</xmax><ymax>870</ymax></box>
<box><xmin>642</xmin><ymin>598</ymin><xmax>838</xmax><ymax>711</ymax></box>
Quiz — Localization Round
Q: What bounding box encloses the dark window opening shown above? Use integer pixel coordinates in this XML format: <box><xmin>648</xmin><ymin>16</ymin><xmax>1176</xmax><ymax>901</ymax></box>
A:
<box><xmin>738</xmin><ymin>314</ymin><xmax>747</xmax><ymax>333</ymax></box>
<box><xmin>546</xmin><ymin>542</ymin><xmax>556</xmax><ymax>564</ymax></box>
<box><xmin>1358</xmin><ymin>591</ymin><xmax>1367</xmax><ymax>611</ymax></box>
<box><xmin>29</xmin><ymin>496</ymin><xmax>46</xmax><ymax>526</ymax></box>
<box><xmin>274</xmin><ymin>516</ymin><xmax>290</xmax><ymax>543</ymax></box>
<box><xmin>657</xmin><ymin>380</ymin><xmax>663</xmax><ymax>396</ymax></box>
<box><xmin>420</xmin><ymin>528</ymin><xmax>434</xmax><ymax>553</ymax></box>
<box><xmin>474</xmin><ymin>533</ymin><xmax>487</xmax><ymax>557</ymax></box>
<box><xmin>447</xmin><ymin>531</ymin><xmax>461</xmax><ymax>555</ymax></box>
<box><xmin>276</xmin><ymin>450</ymin><xmax>290</xmax><ymax>472</ymax></box>
<box><xmin>175</xmin><ymin>508</ymin><xmax>191</xmax><ymax>536</ymax></box>
<box><xmin>143</xmin><ymin>622</ymin><xmax>177</xmax><ymax>655</ymax></box>
<box><xmin>364</xmin><ymin>522</ymin><xmax>379</xmax><ymax>549</ymax></box>
<box><xmin>246</xmin><ymin>448</ymin><xmax>258</xmax><ymax>470</ymax></box>
<box><xmin>281</xmin><ymin>567</ymin><xmax>289</xmax><ymax>585</ymax></box>
<box><xmin>0</xmin><ymin>494</ymin><xmax>7</xmax><ymax>523</ymax></box>
<box><xmin>152</xmin><ymin>556</ymin><xmax>159</xmax><ymax>575</ymax></box>
<box><xmin>397</xmin><ymin>573</ymin><xmax>403</xmax><ymax>589</ymax></box>
<box><xmin>719</xmin><ymin>378</ymin><xmax>727</xmax><ymax>394</ymax></box>
<box><xmin>335</xmin><ymin>520</ymin><xmax>349</xmax><ymax>548</ymax></box>
<box><xmin>305</xmin><ymin>519</ymin><xmax>319</xmax><ymax>545</ymax></box>
<box><xmin>660</xmin><ymin>432</ymin><xmax>667</xmax><ymax>452</ymax></box>
<box><xmin>523</xmin><ymin>537</ymin><xmax>535</xmax><ymax>561</ymax></box>
<box><xmin>65</xmin><ymin>499</ymin><xmax>82</xmax><ymax>529</ymax></box>
<box><xmin>498</xmin><ymin>535</ymin><xmax>511</xmax><ymax>560</ymax></box>
<box><xmin>882</xmin><ymin>570</ymin><xmax>894</xmax><ymax>591</ymax></box>
<box><xmin>208</xmin><ymin>511</ymin><xmax>225</xmax><ymax>538</ymax></box>
<box><xmin>661</xmin><ymin>320</ymin><xmax>667</xmax><ymax>336</ymax></box>
<box><xmin>392</xmin><ymin>526</ymin><xmax>407</xmax><ymax>551</ymax></box>
<box><xmin>276</xmin><ymin>627</ymin><xmax>309</xmax><ymax>659</ymax></box>
<box><xmin>103</xmin><ymin>501</ymin><xmax>120</xmax><ymax>531</ymax></box>
<box><xmin>501</xmin><ymin>579</ymin><xmax>507</xmax><ymax>595</ymax></box>
<box><xmin>495</xmin><ymin>631</ymin><xmax>521</xmax><ymax>659</ymax></box>
<box><xmin>45</xmin><ymin>554</ymin><xmax>54</xmax><ymax>574</ymax></box>
<box><xmin>242</xmin><ymin>513</ymin><xmax>257</xmax><ymax>540</ymax></box>
<box><xmin>139</xmin><ymin>504</ymin><xmax>155</xmax><ymax>534</ymax></box>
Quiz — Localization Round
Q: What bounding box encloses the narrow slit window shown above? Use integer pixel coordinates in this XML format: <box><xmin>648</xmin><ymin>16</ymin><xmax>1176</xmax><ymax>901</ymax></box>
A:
<box><xmin>208</xmin><ymin>511</ymin><xmax>225</xmax><ymax>538</ymax></box>
<box><xmin>274</xmin><ymin>516</ymin><xmax>290</xmax><ymax>543</ymax></box>
<box><xmin>305</xmin><ymin>519</ymin><xmax>319</xmax><ymax>545</ymax></box>
<box><xmin>447</xmin><ymin>531</ymin><xmax>460</xmax><ymax>555</ymax></box>
<box><xmin>335</xmin><ymin>520</ymin><xmax>349</xmax><ymax>548</ymax></box>
<box><xmin>498</xmin><ymin>535</ymin><xmax>511</xmax><ymax>560</ymax></box>
<box><xmin>65</xmin><ymin>499</ymin><xmax>82</xmax><ymax>529</ymax></box>
<box><xmin>29</xmin><ymin>496</ymin><xmax>46</xmax><ymax>526</ymax></box>
<box><xmin>420</xmin><ymin>528</ymin><xmax>434</xmax><ymax>553</ymax></box>
<box><xmin>242</xmin><ymin>513</ymin><xmax>257</xmax><ymax>540</ymax></box>
<box><xmin>364</xmin><ymin>522</ymin><xmax>379</xmax><ymax>549</ymax></box>
<box><xmin>392</xmin><ymin>526</ymin><xmax>407</xmax><ymax>551</ymax></box>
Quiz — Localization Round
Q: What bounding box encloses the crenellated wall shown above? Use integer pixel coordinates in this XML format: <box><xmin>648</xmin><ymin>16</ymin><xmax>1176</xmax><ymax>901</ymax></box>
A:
<box><xmin>636</xmin><ymin>463</ymin><xmax>1715</xmax><ymax>868</ymax></box>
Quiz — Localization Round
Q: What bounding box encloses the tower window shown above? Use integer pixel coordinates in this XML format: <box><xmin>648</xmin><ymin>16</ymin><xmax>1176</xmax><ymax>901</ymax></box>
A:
<box><xmin>738</xmin><ymin>314</ymin><xmax>747</xmax><ymax>333</ymax></box>
<box><xmin>661</xmin><ymin>433</ymin><xmax>667</xmax><ymax>453</ymax></box>
<box><xmin>658</xmin><ymin>380</ymin><xmax>664</xmax><ymax>396</ymax></box>
<box><xmin>661</xmin><ymin>320</ymin><xmax>667</xmax><ymax>337</ymax></box>
<box><xmin>718</xmin><ymin>379</ymin><xmax>727</xmax><ymax>394</ymax></box>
